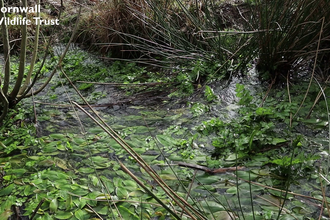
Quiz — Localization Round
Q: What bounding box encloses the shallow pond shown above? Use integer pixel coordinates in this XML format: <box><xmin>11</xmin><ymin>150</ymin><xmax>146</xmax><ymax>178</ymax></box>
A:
<box><xmin>2</xmin><ymin>45</ymin><xmax>329</xmax><ymax>219</ymax></box>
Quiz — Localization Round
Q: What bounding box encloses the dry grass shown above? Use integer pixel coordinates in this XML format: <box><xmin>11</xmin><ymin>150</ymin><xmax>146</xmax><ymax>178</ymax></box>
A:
<box><xmin>76</xmin><ymin>0</ymin><xmax>149</xmax><ymax>58</ymax></box>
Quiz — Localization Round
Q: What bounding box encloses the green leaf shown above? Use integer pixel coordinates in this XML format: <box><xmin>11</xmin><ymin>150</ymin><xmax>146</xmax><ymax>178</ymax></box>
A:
<box><xmin>93</xmin><ymin>205</ymin><xmax>109</xmax><ymax>215</ymax></box>
<box><xmin>75</xmin><ymin>209</ymin><xmax>90</xmax><ymax>220</ymax></box>
<box><xmin>235</xmin><ymin>171</ymin><xmax>258</xmax><ymax>180</ymax></box>
<box><xmin>0</xmin><ymin>184</ymin><xmax>15</xmax><ymax>196</ymax></box>
<box><xmin>226</xmin><ymin>187</ymin><xmax>237</xmax><ymax>194</ymax></box>
<box><xmin>196</xmin><ymin>175</ymin><xmax>219</xmax><ymax>184</ymax></box>
<box><xmin>54</xmin><ymin>158</ymin><xmax>69</xmax><ymax>170</ymax></box>
<box><xmin>49</xmin><ymin>133</ymin><xmax>67</xmax><ymax>140</ymax></box>
<box><xmin>6</xmin><ymin>168</ymin><xmax>26</xmax><ymax>176</ymax></box>
<box><xmin>116</xmin><ymin>187</ymin><xmax>128</xmax><ymax>199</ymax></box>
<box><xmin>123</xmin><ymin>180</ymin><xmax>138</xmax><ymax>191</ymax></box>
<box><xmin>54</xmin><ymin>211</ymin><xmax>73</xmax><ymax>219</ymax></box>
<box><xmin>200</xmin><ymin>200</ymin><xmax>225</xmax><ymax>213</ymax></box>
<box><xmin>118</xmin><ymin>205</ymin><xmax>139</xmax><ymax>220</ymax></box>
<box><xmin>270</xmin><ymin>137</ymin><xmax>287</xmax><ymax>145</ymax></box>
<box><xmin>56</xmin><ymin>144</ymin><xmax>66</xmax><ymax>151</ymax></box>
<box><xmin>65</xmin><ymin>194</ymin><xmax>73</xmax><ymax>210</ymax></box>
<box><xmin>204</xmin><ymin>85</ymin><xmax>218</xmax><ymax>102</ymax></box>
<box><xmin>89</xmin><ymin>175</ymin><xmax>100</xmax><ymax>186</ymax></box>
<box><xmin>100</xmin><ymin>176</ymin><xmax>114</xmax><ymax>192</ymax></box>
<box><xmin>156</xmin><ymin>135</ymin><xmax>177</xmax><ymax>146</ymax></box>
<box><xmin>256</xmin><ymin>107</ymin><xmax>273</xmax><ymax>115</ymax></box>
<box><xmin>71</xmin><ymin>187</ymin><xmax>88</xmax><ymax>196</ymax></box>
<box><xmin>49</xmin><ymin>198</ymin><xmax>58</xmax><ymax>213</ymax></box>
<box><xmin>78</xmin><ymin>167</ymin><xmax>94</xmax><ymax>174</ymax></box>
<box><xmin>24</xmin><ymin>185</ymin><xmax>33</xmax><ymax>196</ymax></box>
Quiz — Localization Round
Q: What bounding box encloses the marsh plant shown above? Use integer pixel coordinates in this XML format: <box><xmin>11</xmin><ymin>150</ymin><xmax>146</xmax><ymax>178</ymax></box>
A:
<box><xmin>247</xmin><ymin>0</ymin><xmax>330</xmax><ymax>80</ymax></box>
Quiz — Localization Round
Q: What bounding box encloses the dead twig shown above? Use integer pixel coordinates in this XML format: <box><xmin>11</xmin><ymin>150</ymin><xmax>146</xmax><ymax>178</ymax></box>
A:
<box><xmin>177</xmin><ymin>162</ymin><xmax>245</xmax><ymax>174</ymax></box>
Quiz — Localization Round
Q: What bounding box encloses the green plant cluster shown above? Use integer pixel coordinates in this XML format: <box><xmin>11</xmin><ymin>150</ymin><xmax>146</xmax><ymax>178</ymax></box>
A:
<box><xmin>198</xmin><ymin>84</ymin><xmax>293</xmax><ymax>159</ymax></box>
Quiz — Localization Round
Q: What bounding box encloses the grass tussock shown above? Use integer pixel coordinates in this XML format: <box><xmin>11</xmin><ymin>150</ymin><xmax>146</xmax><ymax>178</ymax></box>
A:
<box><xmin>76</xmin><ymin>0</ymin><xmax>330</xmax><ymax>82</ymax></box>
<box><xmin>76</xmin><ymin>0</ymin><xmax>149</xmax><ymax>58</ymax></box>
<box><xmin>248</xmin><ymin>0</ymin><xmax>330</xmax><ymax>80</ymax></box>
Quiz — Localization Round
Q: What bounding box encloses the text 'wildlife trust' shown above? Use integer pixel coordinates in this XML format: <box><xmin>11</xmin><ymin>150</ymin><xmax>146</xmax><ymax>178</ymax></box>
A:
<box><xmin>0</xmin><ymin>4</ymin><xmax>59</xmax><ymax>25</ymax></box>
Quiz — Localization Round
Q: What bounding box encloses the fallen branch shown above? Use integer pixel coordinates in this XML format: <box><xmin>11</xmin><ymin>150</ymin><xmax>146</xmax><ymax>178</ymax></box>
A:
<box><xmin>177</xmin><ymin>162</ymin><xmax>245</xmax><ymax>174</ymax></box>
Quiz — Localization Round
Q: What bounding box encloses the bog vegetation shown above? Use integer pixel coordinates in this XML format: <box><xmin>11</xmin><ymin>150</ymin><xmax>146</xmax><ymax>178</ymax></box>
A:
<box><xmin>1</xmin><ymin>0</ymin><xmax>330</xmax><ymax>219</ymax></box>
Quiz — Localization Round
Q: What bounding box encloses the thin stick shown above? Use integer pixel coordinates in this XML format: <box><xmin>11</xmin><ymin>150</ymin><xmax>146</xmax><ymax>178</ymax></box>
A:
<box><xmin>30</xmin><ymin>198</ymin><xmax>45</xmax><ymax>220</ymax></box>
<box><xmin>287</xmin><ymin>72</ymin><xmax>292</xmax><ymax>127</ymax></box>
<box><xmin>119</xmin><ymin>161</ymin><xmax>182</xmax><ymax>220</ymax></box>
<box><xmin>255</xmin><ymin>195</ymin><xmax>298</xmax><ymax>219</ymax></box>
<box><xmin>181</xmin><ymin>170</ymin><xmax>197</xmax><ymax>218</ymax></box>
<box><xmin>86</xmin><ymin>204</ymin><xmax>104</xmax><ymax>220</ymax></box>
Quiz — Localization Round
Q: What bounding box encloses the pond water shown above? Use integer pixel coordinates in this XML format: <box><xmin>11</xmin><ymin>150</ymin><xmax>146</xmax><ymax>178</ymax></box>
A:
<box><xmin>10</xmin><ymin>45</ymin><xmax>330</xmax><ymax>219</ymax></box>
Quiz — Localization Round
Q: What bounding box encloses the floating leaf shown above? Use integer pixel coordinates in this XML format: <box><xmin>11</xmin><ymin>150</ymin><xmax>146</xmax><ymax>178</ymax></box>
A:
<box><xmin>73</xmin><ymin>197</ymin><xmax>87</xmax><ymax>209</ymax></box>
<box><xmin>156</xmin><ymin>135</ymin><xmax>177</xmax><ymax>146</ymax></box>
<box><xmin>49</xmin><ymin>198</ymin><xmax>58</xmax><ymax>213</ymax></box>
<box><xmin>54</xmin><ymin>211</ymin><xmax>73</xmax><ymax>219</ymax></box>
<box><xmin>196</xmin><ymin>175</ymin><xmax>219</xmax><ymax>184</ymax></box>
<box><xmin>0</xmin><ymin>184</ymin><xmax>14</xmax><ymax>196</ymax></box>
<box><xmin>6</xmin><ymin>168</ymin><xmax>26</xmax><ymax>176</ymax></box>
<box><xmin>123</xmin><ymin>180</ymin><xmax>138</xmax><ymax>191</ymax></box>
<box><xmin>72</xmin><ymin>138</ymin><xmax>86</xmax><ymax>145</ymax></box>
<box><xmin>226</xmin><ymin>187</ymin><xmax>237</xmax><ymax>194</ymax></box>
<box><xmin>65</xmin><ymin>194</ymin><xmax>73</xmax><ymax>211</ymax></box>
<box><xmin>159</xmin><ymin>174</ymin><xmax>177</xmax><ymax>181</ymax></box>
<box><xmin>209</xmin><ymin>211</ymin><xmax>236</xmax><ymax>220</ymax></box>
<box><xmin>128</xmin><ymin>190</ymin><xmax>145</xmax><ymax>197</ymax></box>
<box><xmin>49</xmin><ymin>133</ymin><xmax>67</xmax><ymax>140</ymax></box>
<box><xmin>93</xmin><ymin>205</ymin><xmax>109</xmax><ymax>215</ymax></box>
<box><xmin>118</xmin><ymin>205</ymin><xmax>139</xmax><ymax>220</ymax></box>
<box><xmin>134</xmin><ymin>126</ymin><xmax>150</xmax><ymax>134</ymax></box>
<box><xmin>255</xmin><ymin>194</ymin><xmax>282</xmax><ymax>206</ymax></box>
<box><xmin>54</xmin><ymin>158</ymin><xmax>69</xmax><ymax>170</ymax></box>
<box><xmin>88</xmin><ymin>127</ymin><xmax>104</xmax><ymax>134</ymax></box>
<box><xmin>24</xmin><ymin>185</ymin><xmax>33</xmax><ymax>196</ymax></box>
<box><xmin>71</xmin><ymin>187</ymin><xmax>88</xmax><ymax>196</ymax></box>
<box><xmin>75</xmin><ymin>209</ymin><xmax>90</xmax><ymax>220</ymax></box>
<box><xmin>38</xmin><ymin>159</ymin><xmax>55</xmax><ymax>167</ymax></box>
<box><xmin>42</xmin><ymin>145</ymin><xmax>58</xmax><ymax>153</ymax></box>
<box><xmin>99</xmin><ymin>176</ymin><xmax>114</xmax><ymax>192</ymax></box>
<box><xmin>28</xmin><ymin>156</ymin><xmax>40</xmax><ymax>160</ymax></box>
<box><xmin>302</xmin><ymin>118</ymin><xmax>328</xmax><ymax>127</ymax></box>
<box><xmin>235</xmin><ymin>171</ymin><xmax>258</xmax><ymax>181</ymax></box>
<box><xmin>78</xmin><ymin>167</ymin><xmax>94</xmax><ymax>174</ymax></box>
<box><xmin>89</xmin><ymin>175</ymin><xmax>100</xmax><ymax>186</ymax></box>
<box><xmin>200</xmin><ymin>200</ymin><xmax>225</xmax><ymax>213</ymax></box>
<box><xmin>116</xmin><ymin>187</ymin><xmax>128</xmax><ymax>199</ymax></box>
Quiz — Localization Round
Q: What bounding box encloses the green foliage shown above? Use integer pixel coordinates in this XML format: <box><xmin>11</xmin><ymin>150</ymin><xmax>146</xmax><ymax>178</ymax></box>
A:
<box><xmin>198</xmin><ymin>84</ymin><xmax>291</xmax><ymax>158</ymax></box>
<box><xmin>190</xmin><ymin>102</ymin><xmax>209</xmax><ymax>117</ymax></box>
<box><xmin>204</xmin><ymin>85</ymin><xmax>218</xmax><ymax>102</ymax></box>
<box><xmin>47</xmin><ymin>50</ymin><xmax>149</xmax><ymax>90</ymax></box>
<box><xmin>169</xmin><ymin>60</ymin><xmax>224</xmax><ymax>97</ymax></box>
<box><xmin>0</xmin><ymin>107</ymin><xmax>36</xmax><ymax>155</ymax></box>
